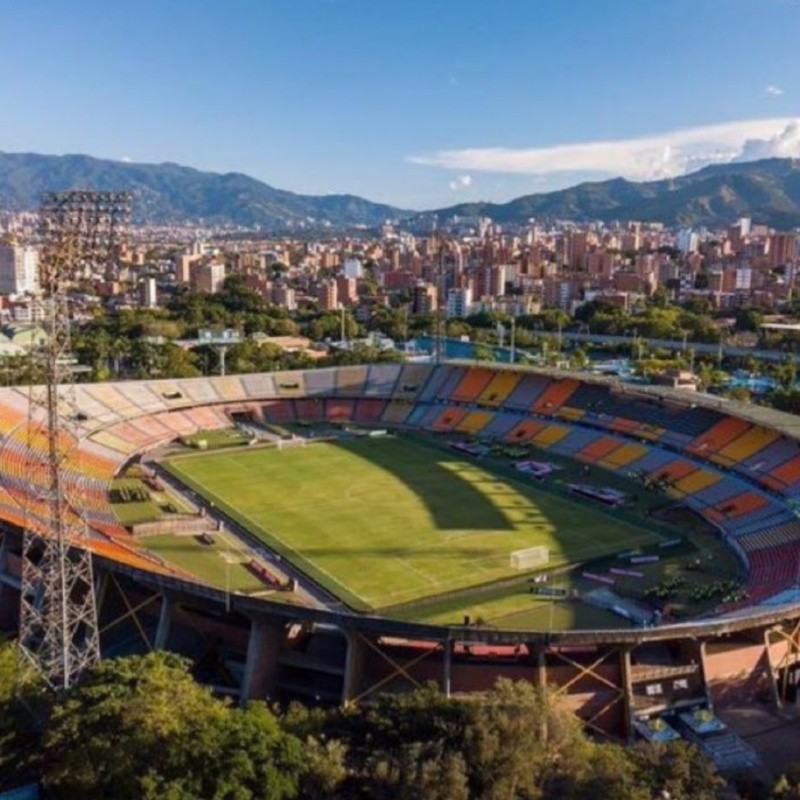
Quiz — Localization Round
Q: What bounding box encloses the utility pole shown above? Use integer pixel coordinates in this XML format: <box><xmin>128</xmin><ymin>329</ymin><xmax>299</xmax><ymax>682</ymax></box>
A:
<box><xmin>510</xmin><ymin>317</ymin><xmax>516</xmax><ymax>364</ymax></box>
<box><xmin>16</xmin><ymin>191</ymin><xmax>131</xmax><ymax>690</ymax></box>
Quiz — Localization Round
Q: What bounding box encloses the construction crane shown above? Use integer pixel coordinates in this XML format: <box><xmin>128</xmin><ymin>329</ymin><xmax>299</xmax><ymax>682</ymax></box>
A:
<box><xmin>16</xmin><ymin>190</ymin><xmax>131</xmax><ymax>690</ymax></box>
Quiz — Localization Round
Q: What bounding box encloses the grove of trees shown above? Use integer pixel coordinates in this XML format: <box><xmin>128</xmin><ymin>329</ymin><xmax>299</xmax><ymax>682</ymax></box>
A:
<box><xmin>2</xmin><ymin>644</ymin><xmax>796</xmax><ymax>800</ymax></box>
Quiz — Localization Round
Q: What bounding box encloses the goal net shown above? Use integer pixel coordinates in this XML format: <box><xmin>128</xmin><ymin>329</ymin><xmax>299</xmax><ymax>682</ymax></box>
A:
<box><xmin>510</xmin><ymin>546</ymin><xmax>549</xmax><ymax>570</ymax></box>
<box><xmin>276</xmin><ymin>437</ymin><xmax>307</xmax><ymax>451</ymax></box>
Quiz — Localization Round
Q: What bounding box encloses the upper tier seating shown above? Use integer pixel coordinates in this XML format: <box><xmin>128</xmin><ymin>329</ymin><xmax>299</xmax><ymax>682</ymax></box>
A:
<box><xmin>335</xmin><ymin>366</ymin><xmax>369</xmax><ymax>396</ymax></box>
<box><xmin>364</xmin><ymin>364</ymin><xmax>402</xmax><ymax>396</ymax></box>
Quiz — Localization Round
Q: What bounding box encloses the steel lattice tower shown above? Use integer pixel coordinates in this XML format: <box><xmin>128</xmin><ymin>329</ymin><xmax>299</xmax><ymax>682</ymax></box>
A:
<box><xmin>17</xmin><ymin>191</ymin><xmax>131</xmax><ymax>690</ymax></box>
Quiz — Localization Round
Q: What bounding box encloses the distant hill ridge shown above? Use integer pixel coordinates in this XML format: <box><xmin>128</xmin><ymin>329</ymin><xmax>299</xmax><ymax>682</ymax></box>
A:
<box><xmin>0</xmin><ymin>151</ymin><xmax>406</xmax><ymax>228</ymax></box>
<box><xmin>429</xmin><ymin>158</ymin><xmax>800</xmax><ymax>230</ymax></box>
<box><xmin>1</xmin><ymin>151</ymin><xmax>800</xmax><ymax>229</ymax></box>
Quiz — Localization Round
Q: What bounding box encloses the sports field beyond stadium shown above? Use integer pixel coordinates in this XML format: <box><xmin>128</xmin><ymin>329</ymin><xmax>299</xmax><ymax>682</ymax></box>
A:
<box><xmin>164</xmin><ymin>436</ymin><xmax>662</xmax><ymax>611</ymax></box>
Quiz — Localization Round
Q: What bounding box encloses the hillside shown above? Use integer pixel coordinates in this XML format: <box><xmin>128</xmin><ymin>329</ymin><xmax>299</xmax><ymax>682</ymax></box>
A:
<box><xmin>0</xmin><ymin>152</ymin><xmax>406</xmax><ymax>228</ymax></box>
<box><xmin>430</xmin><ymin>158</ymin><xmax>800</xmax><ymax>229</ymax></box>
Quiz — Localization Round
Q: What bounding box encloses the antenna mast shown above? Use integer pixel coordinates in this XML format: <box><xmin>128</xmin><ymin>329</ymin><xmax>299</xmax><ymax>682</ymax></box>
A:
<box><xmin>17</xmin><ymin>190</ymin><xmax>131</xmax><ymax>690</ymax></box>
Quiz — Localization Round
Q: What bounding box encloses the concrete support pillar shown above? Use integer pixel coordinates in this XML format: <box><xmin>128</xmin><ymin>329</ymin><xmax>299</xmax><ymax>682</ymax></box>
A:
<box><xmin>536</xmin><ymin>647</ymin><xmax>549</xmax><ymax>744</ymax></box>
<box><xmin>441</xmin><ymin>636</ymin><xmax>453</xmax><ymax>698</ymax></box>
<box><xmin>154</xmin><ymin>593</ymin><xmax>174</xmax><ymax>651</ymax></box>
<box><xmin>763</xmin><ymin>629</ymin><xmax>783</xmax><ymax>711</ymax></box>
<box><xmin>620</xmin><ymin>647</ymin><xmax>634</xmax><ymax>742</ymax></box>
<box><xmin>696</xmin><ymin>639</ymin><xmax>713</xmax><ymax>712</ymax></box>
<box><xmin>342</xmin><ymin>630</ymin><xmax>365</xmax><ymax>704</ymax></box>
<box><xmin>536</xmin><ymin>647</ymin><xmax>548</xmax><ymax>690</ymax></box>
<box><xmin>242</xmin><ymin>616</ymin><xmax>284</xmax><ymax>701</ymax></box>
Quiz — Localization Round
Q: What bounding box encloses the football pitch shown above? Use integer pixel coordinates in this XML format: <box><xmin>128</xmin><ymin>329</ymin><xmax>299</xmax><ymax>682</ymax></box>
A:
<box><xmin>163</xmin><ymin>436</ymin><xmax>662</xmax><ymax>611</ymax></box>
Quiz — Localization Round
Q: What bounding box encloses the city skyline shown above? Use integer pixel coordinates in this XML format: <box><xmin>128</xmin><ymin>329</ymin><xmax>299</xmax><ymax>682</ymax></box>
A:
<box><xmin>2</xmin><ymin>0</ymin><xmax>800</xmax><ymax>208</ymax></box>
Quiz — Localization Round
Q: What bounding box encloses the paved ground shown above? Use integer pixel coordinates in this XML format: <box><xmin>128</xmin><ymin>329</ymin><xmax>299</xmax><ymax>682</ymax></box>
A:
<box><xmin>718</xmin><ymin>701</ymin><xmax>800</xmax><ymax>780</ymax></box>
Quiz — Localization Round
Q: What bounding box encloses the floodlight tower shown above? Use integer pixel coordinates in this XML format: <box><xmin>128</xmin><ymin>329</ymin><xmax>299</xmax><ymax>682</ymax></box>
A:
<box><xmin>17</xmin><ymin>191</ymin><xmax>131</xmax><ymax>690</ymax></box>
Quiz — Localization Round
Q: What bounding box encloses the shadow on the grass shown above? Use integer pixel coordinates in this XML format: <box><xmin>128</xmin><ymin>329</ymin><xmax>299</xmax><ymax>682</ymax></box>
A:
<box><xmin>329</xmin><ymin>437</ymin><xmax>545</xmax><ymax>532</ymax></box>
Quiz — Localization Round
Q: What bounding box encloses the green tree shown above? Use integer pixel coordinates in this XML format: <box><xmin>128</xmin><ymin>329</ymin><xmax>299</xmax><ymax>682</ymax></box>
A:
<box><xmin>41</xmin><ymin>653</ymin><xmax>317</xmax><ymax>800</ymax></box>
<box><xmin>474</xmin><ymin>343</ymin><xmax>495</xmax><ymax>363</ymax></box>
<box><xmin>735</xmin><ymin>307</ymin><xmax>765</xmax><ymax>333</ymax></box>
<box><xmin>772</xmin><ymin>764</ymin><xmax>800</xmax><ymax>799</ymax></box>
<box><xmin>0</xmin><ymin>643</ymin><xmax>46</xmax><ymax>791</ymax></box>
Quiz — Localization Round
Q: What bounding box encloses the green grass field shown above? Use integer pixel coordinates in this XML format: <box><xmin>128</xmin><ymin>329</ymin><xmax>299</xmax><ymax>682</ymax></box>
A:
<box><xmin>163</xmin><ymin>436</ymin><xmax>664</xmax><ymax>611</ymax></box>
<box><xmin>182</xmin><ymin>429</ymin><xmax>253</xmax><ymax>449</ymax></box>
<box><xmin>143</xmin><ymin>533</ymin><xmax>267</xmax><ymax>594</ymax></box>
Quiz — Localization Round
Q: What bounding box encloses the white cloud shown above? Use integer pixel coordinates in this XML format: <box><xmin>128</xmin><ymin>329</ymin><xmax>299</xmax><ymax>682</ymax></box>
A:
<box><xmin>765</xmin><ymin>85</ymin><xmax>785</xmax><ymax>96</ymax></box>
<box><xmin>410</xmin><ymin>118</ymin><xmax>800</xmax><ymax>182</ymax></box>
<box><xmin>448</xmin><ymin>174</ymin><xmax>472</xmax><ymax>191</ymax></box>
<box><xmin>120</xmin><ymin>156</ymin><xmax>132</xmax><ymax>163</ymax></box>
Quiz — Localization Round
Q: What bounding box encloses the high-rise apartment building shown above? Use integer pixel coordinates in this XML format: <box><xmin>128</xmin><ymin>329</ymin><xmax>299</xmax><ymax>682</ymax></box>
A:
<box><xmin>412</xmin><ymin>282</ymin><xmax>437</xmax><ymax>314</ymax></box>
<box><xmin>317</xmin><ymin>278</ymin><xmax>339</xmax><ymax>312</ymax></box>
<box><xmin>768</xmin><ymin>233</ymin><xmax>798</xmax><ymax>268</ymax></box>
<box><xmin>0</xmin><ymin>244</ymin><xmax>39</xmax><ymax>295</ymax></box>
<box><xmin>446</xmin><ymin>287</ymin><xmax>473</xmax><ymax>318</ymax></box>
<box><xmin>194</xmin><ymin>262</ymin><xmax>226</xmax><ymax>294</ymax></box>
<box><xmin>337</xmin><ymin>276</ymin><xmax>358</xmax><ymax>306</ymax></box>
<box><xmin>138</xmin><ymin>276</ymin><xmax>158</xmax><ymax>308</ymax></box>
<box><xmin>272</xmin><ymin>284</ymin><xmax>297</xmax><ymax>311</ymax></box>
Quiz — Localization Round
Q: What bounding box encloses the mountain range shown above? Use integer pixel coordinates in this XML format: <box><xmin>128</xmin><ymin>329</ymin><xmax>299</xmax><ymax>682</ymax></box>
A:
<box><xmin>431</xmin><ymin>158</ymin><xmax>800</xmax><ymax>230</ymax></box>
<box><xmin>0</xmin><ymin>152</ymin><xmax>405</xmax><ymax>228</ymax></box>
<box><xmin>2</xmin><ymin>151</ymin><xmax>800</xmax><ymax>230</ymax></box>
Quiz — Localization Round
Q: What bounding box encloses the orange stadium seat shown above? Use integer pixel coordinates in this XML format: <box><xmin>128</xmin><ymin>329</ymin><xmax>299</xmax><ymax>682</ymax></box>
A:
<box><xmin>598</xmin><ymin>442</ymin><xmax>648</xmax><ymax>469</ymax></box>
<box><xmin>477</xmin><ymin>371</ymin><xmax>521</xmax><ymax>407</ymax></box>
<box><xmin>504</xmin><ymin>419</ymin><xmax>546</xmax><ymax>442</ymax></box>
<box><xmin>294</xmin><ymin>398</ymin><xmax>325</xmax><ymax>423</ymax></box>
<box><xmin>711</xmin><ymin>425</ymin><xmax>780</xmax><ymax>467</ymax></box>
<box><xmin>455</xmin><ymin>410</ymin><xmax>494</xmax><ymax>435</ymax></box>
<box><xmin>651</xmin><ymin>460</ymin><xmax>698</xmax><ymax>484</ymax></box>
<box><xmin>673</xmin><ymin>469</ymin><xmax>721</xmax><ymax>496</ymax></box>
<box><xmin>609</xmin><ymin>417</ymin><xmax>640</xmax><ymax>435</ymax></box>
<box><xmin>261</xmin><ymin>399</ymin><xmax>296</xmax><ymax>424</ymax></box>
<box><xmin>766</xmin><ymin>455</ymin><xmax>800</xmax><ymax>490</ymax></box>
<box><xmin>354</xmin><ymin>398</ymin><xmax>387</xmax><ymax>424</ymax></box>
<box><xmin>637</xmin><ymin>425</ymin><xmax>667</xmax><ymax>441</ymax></box>
<box><xmin>687</xmin><ymin>417</ymin><xmax>751</xmax><ymax>456</ymax></box>
<box><xmin>451</xmin><ymin>368</ymin><xmax>496</xmax><ymax>403</ymax></box>
<box><xmin>709</xmin><ymin>491</ymin><xmax>768</xmax><ymax>521</ymax></box>
<box><xmin>576</xmin><ymin>437</ymin><xmax>623</xmax><ymax>464</ymax></box>
<box><xmin>430</xmin><ymin>408</ymin><xmax>469</xmax><ymax>432</ymax></box>
<box><xmin>531</xmin><ymin>378</ymin><xmax>580</xmax><ymax>415</ymax></box>
<box><xmin>326</xmin><ymin>399</ymin><xmax>355</xmax><ymax>423</ymax></box>
<box><xmin>531</xmin><ymin>424</ymin><xmax>570</xmax><ymax>448</ymax></box>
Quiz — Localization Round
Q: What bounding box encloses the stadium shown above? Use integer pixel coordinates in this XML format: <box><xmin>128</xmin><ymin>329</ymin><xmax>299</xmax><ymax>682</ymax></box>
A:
<box><xmin>1</xmin><ymin>361</ymin><xmax>800</xmax><ymax>767</ymax></box>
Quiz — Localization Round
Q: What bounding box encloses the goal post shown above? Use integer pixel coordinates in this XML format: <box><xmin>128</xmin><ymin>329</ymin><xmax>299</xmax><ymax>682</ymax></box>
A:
<box><xmin>510</xmin><ymin>546</ymin><xmax>549</xmax><ymax>570</ymax></box>
<box><xmin>276</xmin><ymin>437</ymin><xmax>307</xmax><ymax>452</ymax></box>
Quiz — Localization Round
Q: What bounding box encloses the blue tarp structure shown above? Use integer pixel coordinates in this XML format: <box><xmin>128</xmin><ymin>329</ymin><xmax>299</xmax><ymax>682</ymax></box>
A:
<box><xmin>0</xmin><ymin>785</ymin><xmax>39</xmax><ymax>800</ymax></box>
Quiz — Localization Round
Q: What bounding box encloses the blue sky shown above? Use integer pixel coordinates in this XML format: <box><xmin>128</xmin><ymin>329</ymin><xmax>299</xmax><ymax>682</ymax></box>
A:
<box><xmin>1</xmin><ymin>0</ymin><xmax>799</xmax><ymax>208</ymax></box>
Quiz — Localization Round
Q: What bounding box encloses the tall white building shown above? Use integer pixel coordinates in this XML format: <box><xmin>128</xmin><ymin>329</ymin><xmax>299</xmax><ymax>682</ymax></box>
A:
<box><xmin>139</xmin><ymin>276</ymin><xmax>158</xmax><ymax>308</ymax></box>
<box><xmin>343</xmin><ymin>258</ymin><xmax>364</xmax><ymax>279</ymax></box>
<box><xmin>0</xmin><ymin>245</ymin><xmax>40</xmax><ymax>295</ymax></box>
<box><xmin>446</xmin><ymin>287</ymin><xmax>473</xmax><ymax>318</ymax></box>
<box><xmin>676</xmin><ymin>228</ymin><xmax>699</xmax><ymax>254</ymax></box>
